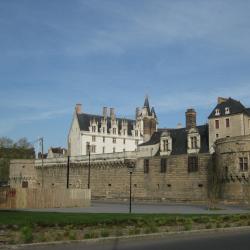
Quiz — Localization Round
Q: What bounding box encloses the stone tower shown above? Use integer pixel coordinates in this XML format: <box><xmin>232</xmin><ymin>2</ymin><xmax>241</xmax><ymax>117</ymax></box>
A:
<box><xmin>136</xmin><ymin>96</ymin><xmax>157</xmax><ymax>142</ymax></box>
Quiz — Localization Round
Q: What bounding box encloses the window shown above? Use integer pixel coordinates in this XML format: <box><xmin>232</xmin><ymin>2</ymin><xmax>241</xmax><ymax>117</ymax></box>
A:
<box><xmin>103</xmin><ymin>137</ymin><xmax>105</xmax><ymax>142</ymax></box>
<box><xmin>92</xmin><ymin>136</ymin><xmax>96</xmax><ymax>142</ymax></box>
<box><xmin>135</xmin><ymin>130</ymin><xmax>138</xmax><ymax>137</ymax></box>
<box><xmin>188</xmin><ymin>156</ymin><xmax>198</xmax><ymax>172</ymax></box>
<box><xmin>225</xmin><ymin>107</ymin><xmax>230</xmax><ymax>114</ymax></box>
<box><xmin>102</xmin><ymin>127</ymin><xmax>105</xmax><ymax>133</ymax></box>
<box><xmin>102</xmin><ymin>147</ymin><xmax>105</xmax><ymax>153</ymax></box>
<box><xmin>92</xmin><ymin>126</ymin><xmax>96</xmax><ymax>132</ymax></box>
<box><xmin>226</xmin><ymin>118</ymin><xmax>230</xmax><ymax>128</ymax></box>
<box><xmin>216</xmin><ymin>133</ymin><xmax>219</xmax><ymax>138</ymax></box>
<box><xmin>162</xmin><ymin>139</ymin><xmax>169</xmax><ymax>151</ymax></box>
<box><xmin>215</xmin><ymin>109</ymin><xmax>220</xmax><ymax>116</ymax></box>
<box><xmin>113</xmin><ymin>128</ymin><xmax>116</xmax><ymax>134</ymax></box>
<box><xmin>160</xmin><ymin>158</ymin><xmax>167</xmax><ymax>173</ymax></box>
<box><xmin>113</xmin><ymin>138</ymin><xmax>116</xmax><ymax>143</ymax></box>
<box><xmin>22</xmin><ymin>181</ymin><xmax>28</xmax><ymax>188</ymax></box>
<box><xmin>123</xmin><ymin>129</ymin><xmax>126</xmax><ymax>135</ymax></box>
<box><xmin>135</xmin><ymin>140</ymin><xmax>139</xmax><ymax>146</ymax></box>
<box><xmin>144</xmin><ymin>159</ymin><xmax>149</xmax><ymax>173</ymax></box>
<box><xmin>123</xmin><ymin>138</ymin><xmax>126</xmax><ymax>144</ymax></box>
<box><xmin>239</xmin><ymin>157</ymin><xmax>248</xmax><ymax>172</ymax></box>
<box><xmin>191</xmin><ymin>137</ymin><xmax>198</xmax><ymax>149</ymax></box>
<box><xmin>113</xmin><ymin>147</ymin><xmax>116</xmax><ymax>153</ymax></box>
<box><xmin>91</xmin><ymin>145</ymin><xmax>96</xmax><ymax>153</ymax></box>
<box><xmin>215</xmin><ymin>120</ymin><xmax>219</xmax><ymax>129</ymax></box>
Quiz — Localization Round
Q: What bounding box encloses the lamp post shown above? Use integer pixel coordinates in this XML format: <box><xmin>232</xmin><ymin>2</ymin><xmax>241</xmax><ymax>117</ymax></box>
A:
<box><xmin>87</xmin><ymin>142</ymin><xmax>91</xmax><ymax>189</ymax></box>
<box><xmin>125</xmin><ymin>159</ymin><xmax>134</xmax><ymax>214</ymax></box>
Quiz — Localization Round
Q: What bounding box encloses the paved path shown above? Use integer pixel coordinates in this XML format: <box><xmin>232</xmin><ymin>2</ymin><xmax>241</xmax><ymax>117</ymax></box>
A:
<box><xmin>15</xmin><ymin>229</ymin><xmax>250</xmax><ymax>250</ymax></box>
<box><xmin>20</xmin><ymin>200</ymin><xmax>250</xmax><ymax>214</ymax></box>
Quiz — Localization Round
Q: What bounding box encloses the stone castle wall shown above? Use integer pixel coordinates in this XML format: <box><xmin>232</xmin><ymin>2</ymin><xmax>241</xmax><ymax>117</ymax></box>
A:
<box><xmin>10</xmin><ymin>152</ymin><xmax>211</xmax><ymax>203</ymax></box>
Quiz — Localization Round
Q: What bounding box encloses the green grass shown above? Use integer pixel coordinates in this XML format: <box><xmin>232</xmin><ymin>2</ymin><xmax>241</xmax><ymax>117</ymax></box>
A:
<box><xmin>0</xmin><ymin>211</ymin><xmax>250</xmax><ymax>228</ymax></box>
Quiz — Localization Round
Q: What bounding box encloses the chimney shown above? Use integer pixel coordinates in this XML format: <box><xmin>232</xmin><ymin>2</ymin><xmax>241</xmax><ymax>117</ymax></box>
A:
<box><xmin>177</xmin><ymin>123</ymin><xmax>182</xmax><ymax>129</ymax></box>
<box><xmin>110</xmin><ymin>108</ymin><xmax>115</xmax><ymax>119</ymax></box>
<box><xmin>135</xmin><ymin>107</ymin><xmax>140</xmax><ymax>119</ymax></box>
<box><xmin>217</xmin><ymin>97</ymin><xmax>228</xmax><ymax>104</ymax></box>
<box><xmin>185</xmin><ymin>108</ymin><xmax>196</xmax><ymax>130</ymax></box>
<box><xmin>75</xmin><ymin>104</ymin><xmax>82</xmax><ymax>114</ymax></box>
<box><xmin>103</xmin><ymin>107</ymin><xmax>108</xmax><ymax>118</ymax></box>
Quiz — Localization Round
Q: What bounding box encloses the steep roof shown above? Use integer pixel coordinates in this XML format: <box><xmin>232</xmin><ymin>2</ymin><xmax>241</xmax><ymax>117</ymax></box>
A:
<box><xmin>139</xmin><ymin>124</ymin><xmax>209</xmax><ymax>155</ymax></box>
<box><xmin>208</xmin><ymin>98</ymin><xmax>248</xmax><ymax>119</ymax></box>
<box><xmin>77</xmin><ymin>113</ymin><xmax>135</xmax><ymax>135</ymax></box>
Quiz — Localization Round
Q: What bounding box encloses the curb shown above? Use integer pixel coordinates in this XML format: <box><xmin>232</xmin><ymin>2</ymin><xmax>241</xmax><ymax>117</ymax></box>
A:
<box><xmin>2</xmin><ymin>226</ymin><xmax>250</xmax><ymax>249</ymax></box>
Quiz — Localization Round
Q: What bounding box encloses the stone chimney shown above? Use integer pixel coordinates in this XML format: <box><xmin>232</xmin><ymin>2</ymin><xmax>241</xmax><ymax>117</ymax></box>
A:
<box><xmin>103</xmin><ymin>107</ymin><xmax>108</xmax><ymax>118</ymax></box>
<box><xmin>185</xmin><ymin>108</ymin><xmax>196</xmax><ymax>130</ymax></box>
<box><xmin>135</xmin><ymin>107</ymin><xmax>140</xmax><ymax>119</ymax></box>
<box><xmin>75</xmin><ymin>104</ymin><xmax>82</xmax><ymax>114</ymax></box>
<box><xmin>217</xmin><ymin>97</ymin><xmax>228</xmax><ymax>104</ymax></box>
<box><xmin>110</xmin><ymin>108</ymin><xmax>115</xmax><ymax>120</ymax></box>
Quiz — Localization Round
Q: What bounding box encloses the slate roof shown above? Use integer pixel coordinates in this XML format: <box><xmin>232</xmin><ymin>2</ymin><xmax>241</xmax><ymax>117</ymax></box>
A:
<box><xmin>208</xmin><ymin>98</ymin><xmax>249</xmax><ymax>119</ymax></box>
<box><xmin>77</xmin><ymin>113</ymin><xmax>135</xmax><ymax>136</ymax></box>
<box><xmin>139</xmin><ymin>124</ymin><xmax>209</xmax><ymax>155</ymax></box>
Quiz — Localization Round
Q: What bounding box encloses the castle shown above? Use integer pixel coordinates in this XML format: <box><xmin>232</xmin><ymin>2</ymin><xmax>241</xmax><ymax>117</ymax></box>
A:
<box><xmin>9</xmin><ymin>97</ymin><xmax>250</xmax><ymax>204</ymax></box>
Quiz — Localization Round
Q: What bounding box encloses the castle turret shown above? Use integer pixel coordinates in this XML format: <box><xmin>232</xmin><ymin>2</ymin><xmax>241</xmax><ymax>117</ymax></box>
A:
<box><xmin>136</xmin><ymin>96</ymin><xmax>157</xmax><ymax>142</ymax></box>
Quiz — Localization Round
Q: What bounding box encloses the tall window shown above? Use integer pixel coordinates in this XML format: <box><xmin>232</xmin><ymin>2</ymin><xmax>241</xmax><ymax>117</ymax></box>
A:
<box><xmin>113</xmin><ymin>138</ymin><xmax>116</xmax><ymax>143</ymax></box>
<box><xmin>191</xmin><ymin>137</ymin><xmax>197</xmax><ymax>149</ymax></box>
<box><xmin>226</xmin><ymin>118</ymin><xmax>230</xmax><ymax>128</ymax></box>
<box><xmin>92</xmin><ymin>126</ymin><xmax>96</xmax><ymax>132</ymax></box>
<box><xmin>123</xmin><ymin>129</ymin><xmax>126</xmax><ymax>135</ymax></box>
<box><xmin>239</xmin><ymin>157</ymin><xmax>248</xmax><ymax>172</ymax></box>
<box><xmin>188</xmin><ymin>156</ymin><xmax>198</xmax><ymax>172</ymax></box>
<box><xmin>113</xmin><ymin>128</ymin><xmax>116</xmax><ymax>134</ymax></box>
<box><xmin>160</xmin><ymin>158</ymin><xmax>167</xmax><ymax>173</ymax></box>
<box><xmin>103</xmin><ymin>137</ymin><xmax>105</xmax><ymax>142</ymax></box>
<box><xmin>144</xmin><ymin>159</ymin><xmax>149</xmax><ymax>173</ymax></box>
<box><xmin>215</xmin><ymin>120</ymin><xmax>220</xmax><ymax>129</ymax></box>
<box><xmin>92</xmin><ymin>136</ymin><xmax>96</xmax><ymax>142</ymax></box>
<box><xmin>102</xmin><ymin>147</ymin><xmax>105</xmax><ymax>153</ymax></box>
<box><xmin>163</xmin><ymin>139</ymin><xmax>169</xmax><ymax>151</ymax></box>
<box><xmin>113</xmin><ymin>147</ymin><xmax>116</xmax><ymax>153</ymax></box>
<box><xmin>123</xmin><ymin>138</ymin><xmax>126</xmax><ymax>144</ymax></box>
<box><xmin>135</xmin><ymin>130</ymin><xmax>138</xmax><ymax>137</ymax></box>
<box><xmin>102</xmin><ymin>127</ymin><xmax>105</xmax><ymax>133</ymax></box>
<box><xmin>91</xmin><ymin>145</ymin><xmax>96</xmax><ymax>153</ymax></box>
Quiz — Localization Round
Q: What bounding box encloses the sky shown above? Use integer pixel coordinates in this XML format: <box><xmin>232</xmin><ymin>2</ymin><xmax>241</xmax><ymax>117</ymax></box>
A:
<box><xmin>1</xmin><ymin>0</ymin><xmax>250</xmax><ymax>151</ymax></box>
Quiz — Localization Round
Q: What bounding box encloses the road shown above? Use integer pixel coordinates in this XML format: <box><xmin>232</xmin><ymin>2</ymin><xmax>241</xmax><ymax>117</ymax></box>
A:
<box><xmin>15</xmin><ymin>230</ymin><xmax>250</xmax><ymax>250</ymax></box>
<box><xmin>20</xmin><ymin>200</ymin><xmax>250</xmax><ymax>214</ymax></box>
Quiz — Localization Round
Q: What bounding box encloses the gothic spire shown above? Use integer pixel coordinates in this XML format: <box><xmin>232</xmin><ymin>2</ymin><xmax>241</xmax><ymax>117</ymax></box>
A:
<box><xmin>144</xmin><ymin>95</ymin><xmax>150</xmax><ymax>108</ymax></box>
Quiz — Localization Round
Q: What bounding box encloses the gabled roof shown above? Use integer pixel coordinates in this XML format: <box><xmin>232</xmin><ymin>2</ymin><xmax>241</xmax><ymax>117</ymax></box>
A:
<box><xmin>139</xmin><ymin>124</ymin><xmax>209</xmax><ymax>155</ymax></box>
<box><xmin>208</xmin><ymin>98</ymin><xmax>248</xmax><ymax>119</ymax></box>
<box><xmin>77</xmin><ymin>113</ymin><xmax>135</xmax><ymax>135</ymax></box>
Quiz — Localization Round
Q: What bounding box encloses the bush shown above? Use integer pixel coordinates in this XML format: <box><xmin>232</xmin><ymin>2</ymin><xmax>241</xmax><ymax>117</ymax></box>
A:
<box><xmin>100</xmin><ymin>230</ymin><xmax>110</xmax><ymax>238</ymax></box>
<box><xmin>68</xmin><ymin>231</ymin><xmax>76</xmax><ymax>240</ymax></box>
<box><xmin>84</xmin><ymin>231</ymin><xmax>98</xmax><ymax>239</ymax></box>
<box><xmin>205</xmin><ymin>223</ymin><xmax>213</xmax><ymax>229</ymax></box>
<box><xmin>20</xmin><ymin>226</ymin><xmax>33</xmax><ymax>243</ymax></box>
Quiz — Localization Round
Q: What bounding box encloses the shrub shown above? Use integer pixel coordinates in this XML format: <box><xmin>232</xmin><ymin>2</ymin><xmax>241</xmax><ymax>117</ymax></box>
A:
<box><xmin>205</xmin><ymin>223</ymin><xmax>213</xmax><ymax>229</ymax></box>
<box><xmin>100</xmin><ymin>230</ymin><xmax>110</xmax><ymax>238</ymax></box>
<box><xmin>20</xmin><ymin>226</ymin><xmax>33</xmax><ymax>243</ymax></box>
<box><xmin>84</xmin><ymin>231</ymin><xmax>98</xmax><ymax>239</ymax></box>
<box><xmin>68</xmin><ymin>231</ymin><xmax>76</xmax><ymax>240</ymax></box>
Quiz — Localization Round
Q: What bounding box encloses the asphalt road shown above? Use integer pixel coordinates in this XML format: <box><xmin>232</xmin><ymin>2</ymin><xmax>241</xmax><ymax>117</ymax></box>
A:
<box><xmin>20</xmin><ymin>200</ymin><xmax>250</xmax><ymax>214</ymax></box>
<box><xmin>15</xmin><ymin>230</ymin><xmax>250</xmax><ymax>250</ymax></box>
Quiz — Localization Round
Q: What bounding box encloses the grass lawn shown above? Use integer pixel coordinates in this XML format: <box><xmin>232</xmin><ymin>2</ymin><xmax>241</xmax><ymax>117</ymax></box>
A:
<box><xmin>0</xmin><ymin>211</ymin><xmax>250</xmax><ymax>245</ymax></box>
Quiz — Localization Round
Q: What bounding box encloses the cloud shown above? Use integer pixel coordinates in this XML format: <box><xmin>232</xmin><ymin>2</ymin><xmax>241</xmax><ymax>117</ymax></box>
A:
<box><xmin>155</xmin><ymin>83</ymin><xmax>250</xmax><ymax>113</ymax></box>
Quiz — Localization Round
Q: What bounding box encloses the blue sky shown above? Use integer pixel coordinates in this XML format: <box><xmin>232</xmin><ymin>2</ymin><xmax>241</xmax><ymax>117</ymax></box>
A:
<box><xmin>1</xmin><ymin>0</ymin><xmax>250</xmax><ymax>151</ymax></box>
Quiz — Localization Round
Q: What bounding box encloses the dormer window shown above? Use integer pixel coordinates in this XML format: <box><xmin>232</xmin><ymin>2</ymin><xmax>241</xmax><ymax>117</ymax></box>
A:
<box><xmin>92</xmin><ymin>126</ymin><xmax>96</xmax><ymax>132</ymax></box>
<box><xmin>215</xmin><ymin>109</ymin><xmax>220</xmax><ymax>116</ymax></box>
<box><xmin>225</xmin><ymin>107</ymin><xmax>230</xmax><ymax>115</ymax></box>
<box><xmin>162</xmin><ymin>139</ymin><xmax>169</xmax><ymax>151</ymax></box>
<box><xmin>190</xmin><ymin>136</ymin><xmax>198</xmax><ymax>149</ymax></box>
<box><xmin>113</xmin><ymin>128</ymin><xmax>116</xmax><ymax>134</ymax></box>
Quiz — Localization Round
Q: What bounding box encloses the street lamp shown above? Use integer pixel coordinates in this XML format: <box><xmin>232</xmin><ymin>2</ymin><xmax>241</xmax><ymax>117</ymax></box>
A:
<box><xmin>86</xmin><ymin>142</ymin><xmax>91</xmax><ymax>189</ymax></box>
<box><xmin>125</xmin><ymin>159</ymin><xmax>134</xmax><ymax>214</ymax></box>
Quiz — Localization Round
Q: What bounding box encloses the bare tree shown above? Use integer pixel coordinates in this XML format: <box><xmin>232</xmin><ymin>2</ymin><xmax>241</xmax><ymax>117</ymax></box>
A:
<box><xmin>0</xmin><ymin>137</ymin><xmax>14</xmax><ymax>148</ymax></box>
